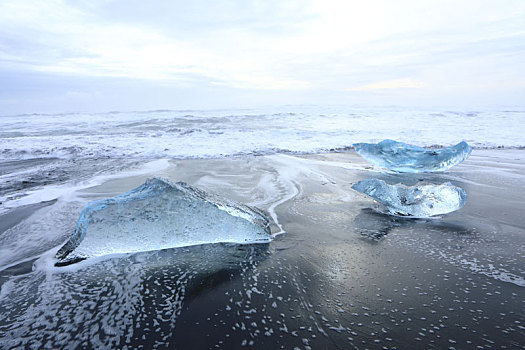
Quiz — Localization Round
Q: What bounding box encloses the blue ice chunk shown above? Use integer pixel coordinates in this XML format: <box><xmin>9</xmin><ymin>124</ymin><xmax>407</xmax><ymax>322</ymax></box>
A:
<box><xmin>353</xmin><ymin>140</ymin><xmax>472</xmax><ymax>172</ymax></box>
<box><xmin>56</xmin><ymin>178</ymin><xmax>271</xmax><ymax>263</ymax></box>
<box><xmin>352</xmin><ymin>178</ymin><xmax>467</xmax><ymax>217</ymax></box>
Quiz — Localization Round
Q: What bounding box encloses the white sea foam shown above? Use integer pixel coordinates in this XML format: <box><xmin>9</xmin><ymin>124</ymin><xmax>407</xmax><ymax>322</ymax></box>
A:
<box><xmin>1</xmin><ymin>106</ymin><xmax>524</xmax><ymax>161</ymax></box>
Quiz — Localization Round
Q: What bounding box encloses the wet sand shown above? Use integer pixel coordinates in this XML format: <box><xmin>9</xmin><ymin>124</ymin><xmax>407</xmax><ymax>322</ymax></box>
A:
<box><xmin>0</xmin><ymin>150</ymin><xmax>524</xmax><ymax>349</ymax></box>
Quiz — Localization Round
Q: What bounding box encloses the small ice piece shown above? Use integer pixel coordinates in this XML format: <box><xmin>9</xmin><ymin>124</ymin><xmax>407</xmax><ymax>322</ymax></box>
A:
<box><xmin>56</xmin><ymin>178</ymin><xmax>271</xmax><ymax>263</ymax></box>
<box><xmin>353</xmin><ymin>139</ymin><xmax>472</xmax><ymax>172</ymax></box>
<box><xmin>352</xmin><ymin>178</ymin><xmax>467</xmax><ymax>217</ymax></box>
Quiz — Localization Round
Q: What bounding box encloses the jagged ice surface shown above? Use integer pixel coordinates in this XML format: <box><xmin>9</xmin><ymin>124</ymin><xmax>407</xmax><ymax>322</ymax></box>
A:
<box><xmin>56</xmin><ymin>178</ymin><xmax>271</xmax><ymax>263</ymax></box>
<box><xmin>353</xmin><ymin>139</ymin><xmax>472</xmax><ymax>172</ymax></box>
<box><xmin>352</xmin><ymin>179</ymin><xmax>467</xmax><ymax>217</ymax></box>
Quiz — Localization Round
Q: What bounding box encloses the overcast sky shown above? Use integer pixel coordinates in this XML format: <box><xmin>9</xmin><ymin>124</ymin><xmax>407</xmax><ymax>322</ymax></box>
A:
<box><xmin>1</xmin><ymin>0</ymin><xmax>524</xmax><ymax>114</ymax></box>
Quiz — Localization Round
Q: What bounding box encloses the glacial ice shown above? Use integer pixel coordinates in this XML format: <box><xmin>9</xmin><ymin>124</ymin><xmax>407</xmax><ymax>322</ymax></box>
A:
<box><xmin>56</xmin><ymin>178</ymin><xmax>271</xmax><ymax>263</ymax></box>
<box><xmin>352</xmin><ymin>178</ymin><xmax>467</xmax><ymax>217</ymax></box>
<box><xmin>353</xmin><ymin>139</ymin><xmax>472</xmax><ymax>173</ymax></box>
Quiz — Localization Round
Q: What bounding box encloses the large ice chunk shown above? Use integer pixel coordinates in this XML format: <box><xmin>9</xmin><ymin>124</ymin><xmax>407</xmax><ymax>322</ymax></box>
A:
<box><xmin>352</xmin><ymin>178</ymin><xmax>467</xmax><ymax>217</ymax></box>
<box><xmin>56</xmin><ymin>178</ymin><xmax>271</xmax><ymax>263</ymax></box>
<box><xmin>353</xmin><ymin>140</ymin><xmax>472</xmax><ymax>172</ymax></box>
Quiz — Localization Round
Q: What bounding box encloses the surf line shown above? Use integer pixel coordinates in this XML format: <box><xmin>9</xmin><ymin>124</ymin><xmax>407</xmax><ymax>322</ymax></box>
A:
<box><xmin>268</xmin><ymin>178</ymin><xmax>301</xmax><ymax>237</ymax></box>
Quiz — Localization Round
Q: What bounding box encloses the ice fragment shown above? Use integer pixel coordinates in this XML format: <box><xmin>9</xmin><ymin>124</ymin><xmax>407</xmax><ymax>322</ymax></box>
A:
<box><xmin>352</xmin><ymin>178</ymin><xmax>467</xmax><ymax>217</ymax></box>
<box><xmin>353</xmin><ymin>139</ymin><xmax>472</xmax><ymax>172</ymax></box>
<box><xmin>56</xmin><ymin>178</ymin><xmax>271</xmax><ymax>263</ymax></box>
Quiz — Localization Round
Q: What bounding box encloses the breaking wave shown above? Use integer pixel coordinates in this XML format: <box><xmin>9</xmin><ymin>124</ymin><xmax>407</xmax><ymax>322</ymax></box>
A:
<box><xmin>1</xmin><ymin>106</ymin><xmax>524</xmax><ymax>161</ymax></box>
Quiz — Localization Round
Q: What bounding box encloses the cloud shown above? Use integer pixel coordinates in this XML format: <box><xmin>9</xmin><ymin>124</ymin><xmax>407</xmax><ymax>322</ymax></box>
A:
<box><xmin>346</xmin><ymin>78</ymin><xmax>426</xmax><ymax>91</ymax></box>
<box><xmin>0</xmin><ymin>0</ymin><xmax>524</xmax><ymax>113</ymax></box>
<box><xmin>211</xmin><ymin>76</ymin><xmax>312</xmax><ymax>90</ymax></box>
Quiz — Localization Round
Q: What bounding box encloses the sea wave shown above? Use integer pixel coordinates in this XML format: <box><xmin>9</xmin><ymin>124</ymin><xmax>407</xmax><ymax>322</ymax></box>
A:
<box><xmin>1</xmin><ymin>106</ymin><xmax>524</xmax><ymax>160</ymax></box>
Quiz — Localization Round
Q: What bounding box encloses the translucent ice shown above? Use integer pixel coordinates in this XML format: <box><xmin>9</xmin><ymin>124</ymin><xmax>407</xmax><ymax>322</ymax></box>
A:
<box><xmin>353</xmin><ymin>140</ymin><xmax>472</xmax><ymax>173</ymax></box>
<box><xmin>352</xmin><ymin>179</ymin><xmax>467</xmax><ymax>217</ymax></box>
<box><xmin>56</xmin><ymin>178</ymin><xmax>271</xmax><ymax>263</ymax></box>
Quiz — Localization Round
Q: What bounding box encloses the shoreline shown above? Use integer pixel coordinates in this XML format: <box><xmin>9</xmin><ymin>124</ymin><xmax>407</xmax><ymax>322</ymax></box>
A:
<box><xmin>0</xmin><ymin>149</ymin><xmax>524</xmax><ymax>349</ymax></box>
<box><xmin>1</xmin><ymin>147</ymin><xmax>523</xmax><ymax>211</ymax></box>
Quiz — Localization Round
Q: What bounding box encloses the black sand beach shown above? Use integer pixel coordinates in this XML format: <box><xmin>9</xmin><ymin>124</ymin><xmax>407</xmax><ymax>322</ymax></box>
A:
<box><xmin>0</xmin><ymin>150</ymin><xmax>524</xmax><ymax>349</ymax></box>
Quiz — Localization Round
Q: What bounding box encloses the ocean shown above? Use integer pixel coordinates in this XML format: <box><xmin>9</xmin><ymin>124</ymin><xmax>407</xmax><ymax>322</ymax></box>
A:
<box><xmin>1</xmin><ymin>107</ymin><xmax>524</xmax><ymax>161</ymax></box>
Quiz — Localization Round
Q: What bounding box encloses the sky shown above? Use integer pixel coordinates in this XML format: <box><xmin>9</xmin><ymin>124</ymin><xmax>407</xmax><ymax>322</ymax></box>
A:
<box><xmin>0</xmin><ymin>0</ymin><xmax>524</xmax><ymax>114</ymax></box>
